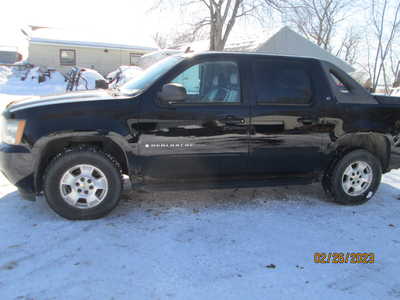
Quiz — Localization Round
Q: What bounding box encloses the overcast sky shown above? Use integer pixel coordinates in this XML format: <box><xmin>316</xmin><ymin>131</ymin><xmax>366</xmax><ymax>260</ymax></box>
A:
<box><xmin>1</xmin><ymin>0</ymin><xmax>167</xmax><ymax>47</ymax></box>
<box><xmin>1</xmin><ymin>0</ymin><xmax>398</xmax><ymax>63</ymax></box>
<box><xmin>2</xmin><ymin>0</ymin><xmax>156</xmax><ymax>29</ymax></box>
<box><xmin>1</xmin><ymin>0</ymin><xmax>275</xmax><ymax>47</ymax></box>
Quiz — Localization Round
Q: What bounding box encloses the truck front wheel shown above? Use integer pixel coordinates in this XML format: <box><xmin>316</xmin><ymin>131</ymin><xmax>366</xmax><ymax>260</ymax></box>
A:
<box><xmin>43</xmin><ymin>148</ymin><xmax>122</xmax><ymax>220</ymax></box>
<box><xmin>328</xmin><ymin>149</ymin><xmax>382</xmax><ymax>205</ymax></box>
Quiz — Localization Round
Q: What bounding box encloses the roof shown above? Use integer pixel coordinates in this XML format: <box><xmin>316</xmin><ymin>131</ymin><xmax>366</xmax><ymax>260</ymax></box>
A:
<box><xmin>0</xmin><ymin>46</ymin><xmax>18</xmax><ymax>53</ymax></box>
<box><xmin>29</xmin><ymin>28</ymin><xmax>159</xmax><ymax>52</ymax></box>
<box><xmin>184</xmin><ymin>51</ymin><xmax>324</xmax><ymax>63</ymax></box>
<box><xmin>175</xmin><ymin>26</ymin><xmax>354</xmax><ymax>73</ymax></box>
<box><xmin>254</xmin><ymin>26</ymin><xmax>355</xmax><ymax>73</ymax></box>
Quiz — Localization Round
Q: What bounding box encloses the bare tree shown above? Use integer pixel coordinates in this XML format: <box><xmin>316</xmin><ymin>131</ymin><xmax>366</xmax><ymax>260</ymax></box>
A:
<box><xmin>335</xmin><ymin>27</ymin><xmax>360</xmax><ymax>65</ymax></box>
<box><xmin>388</xmin><ymin>43</ymin><xmax>400</xmax><ymax>87</ymax></box>
<box><xmin>153</xmin><ymin>32</ymin><xmax>168</xmax><ymax>49</ymax></box>
<box><xmin>152</xmin><ymin>0</ymin><xmax>281</xmax><ymax>51</ymax></box>
<box><xmin>282</xmin><ymin>0</ymin><xmax>351</xmax><ymax>51</ymax></box>
<box><xmin>367</xmin><ymin>0</ymin><xmax>400</xmax><ymax>92</ymax></box>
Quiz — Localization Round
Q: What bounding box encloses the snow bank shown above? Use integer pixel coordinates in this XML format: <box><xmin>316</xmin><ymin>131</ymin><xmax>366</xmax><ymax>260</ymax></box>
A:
<box><xmin>0</xmin><ymin>66</ymin><xmax>109</xmax><ymax>96</ymax></box>
<box><xmin>0</xmin><ymin>66</ymin><xmax>66</xmax><ymax>96</ymax></box>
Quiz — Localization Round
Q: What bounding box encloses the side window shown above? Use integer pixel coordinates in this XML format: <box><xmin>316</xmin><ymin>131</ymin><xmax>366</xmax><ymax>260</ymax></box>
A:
<box><xmin>172</xmin><ymin>64</ymin><xmax>201</xmax><ymax>95</ymax></box>
<box><xmin>170</xmin><ymin>61</ymin><xmax>241</xmax><ymax>103</ymax></box>
<box><xmin>253</xmin><ymin>60</ymin><xmax>312</xmax><ymax>105</ymax></box>
<box><xmin>330</xmin><ymin>72</ymin><xmax>350</xmax><ymax>94</ymax></box>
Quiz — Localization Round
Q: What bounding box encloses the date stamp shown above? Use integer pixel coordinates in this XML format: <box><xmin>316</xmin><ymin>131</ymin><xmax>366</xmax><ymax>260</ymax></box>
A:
<box><xmin>314</xmin><ymin>252</ymin><xmax>375</xmax><ymax>264</ymax></box>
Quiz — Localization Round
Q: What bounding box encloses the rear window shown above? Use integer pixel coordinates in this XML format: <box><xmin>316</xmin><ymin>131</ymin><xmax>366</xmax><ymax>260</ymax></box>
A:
<box><xmin>330</xmin><ymin>71</ymin><xmax>350</xmax><ymax>94</ymax></box>
<box><xmin>253</xmin><ymin>60</ymin><xmax>313</xmax><ymax>105</ymax></box>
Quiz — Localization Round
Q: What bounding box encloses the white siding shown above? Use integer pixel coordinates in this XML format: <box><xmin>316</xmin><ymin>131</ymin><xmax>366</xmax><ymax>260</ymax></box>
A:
<box><xmin>28</xmin><ymin>43</ymin><xmax>148</xmax><ymax>75</ymax></box>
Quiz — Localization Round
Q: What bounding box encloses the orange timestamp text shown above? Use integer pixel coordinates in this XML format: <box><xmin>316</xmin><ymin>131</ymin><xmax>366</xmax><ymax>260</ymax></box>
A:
<box><xmin>314</xmin><ymin>252</ymin><xmax>375</xmax><ymax>264</ymax></box>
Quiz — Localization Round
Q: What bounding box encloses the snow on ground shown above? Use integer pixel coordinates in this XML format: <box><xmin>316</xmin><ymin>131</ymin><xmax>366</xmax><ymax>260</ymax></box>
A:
<box><xmin>0</xmin><ymin>66</ymin><xmax>66</xmax><ymax>96</ymax></box>
<box><xmin>1</xmin><ymin>172</ymin><xmax>400</xmax><ymax>299</ymax></box>
<box><xmin>0</xmin><ymin>66</ymin><xmax>108</xmax><ymax>97</ymax></box>
<box><xmin>0</xmin><ymin>92</ymin><xmax>400</xmax><ymax>299</ymax></box>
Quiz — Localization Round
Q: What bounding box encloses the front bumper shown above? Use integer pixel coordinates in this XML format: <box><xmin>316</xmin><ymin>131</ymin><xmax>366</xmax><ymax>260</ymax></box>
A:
<box><xmin>0</xmin><ymin>143</ymin><xmax>35</xmax><ymax>200</ymax></box>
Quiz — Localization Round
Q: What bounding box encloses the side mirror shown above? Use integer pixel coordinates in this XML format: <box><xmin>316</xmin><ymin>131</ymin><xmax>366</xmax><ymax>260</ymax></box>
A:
<box><xmin>158</xmin><ymin>83</ymin><xmax>187</xmax><ymax>104</ymax></box>
<box><xmin>95</xmin><ymin>79</ymin><xmax>109</xmax><ymax>89</ymax></box>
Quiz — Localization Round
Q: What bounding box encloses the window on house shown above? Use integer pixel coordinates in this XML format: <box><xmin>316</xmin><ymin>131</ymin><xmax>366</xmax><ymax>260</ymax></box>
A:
<box><xmin>130</xmin><ymin>53</ymin><xmax>142</xmax><ymax>65</ymax></box>
<box><xmin>253</xmin><ymin>60</ymin><xmax>313</xmax><ymax>105</ymax></box>
<box><xmin>60</xmin><ymin>49</ymin><xmax>76</xmax><ymax>66</ymax></box>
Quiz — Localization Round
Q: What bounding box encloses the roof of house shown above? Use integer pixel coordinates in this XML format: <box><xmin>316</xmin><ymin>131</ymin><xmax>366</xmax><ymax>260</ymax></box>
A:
<box><xmin>175</xmin><ymin>26</ymin><xmax>355</xmax><ymax>73</ymax></box>
<box><xmin>253</xmin><ymin>26</ymin><xmax>355</xmax><ymax>73</ymax></box>
<box><xmin>0</xmin><ymin>46</ymin><xmax>18</xmax><ymax>53</ymax></box>
<box><xmin>29</xmin><ymin>28</ymin><xmax>159</xmax><ymax>52</ymax></box>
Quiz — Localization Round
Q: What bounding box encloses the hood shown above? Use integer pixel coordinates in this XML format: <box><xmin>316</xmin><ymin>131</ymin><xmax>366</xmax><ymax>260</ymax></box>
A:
<box><xmin>6</xmin><ymin>90</ymin><xmax>126</xmax><ymax>112</ymax></box>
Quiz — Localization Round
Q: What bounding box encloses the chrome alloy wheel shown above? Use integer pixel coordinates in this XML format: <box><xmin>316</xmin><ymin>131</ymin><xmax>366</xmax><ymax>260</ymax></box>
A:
<box><xmin>341</xmin><ymin>161</ymin><xmax>373</xmax><ymax>196</ymax></box>
<box><xmin>59</xmin><ymin>164</ymin><xmax>108</xmax><ymax>209</ymax></box>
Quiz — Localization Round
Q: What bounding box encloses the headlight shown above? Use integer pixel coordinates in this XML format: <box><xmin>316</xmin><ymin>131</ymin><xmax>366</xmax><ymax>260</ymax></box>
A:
<box><xmin>0</xmin><ymin>117</ymin><xmax>26</xmax><ymax>145</ymax></box>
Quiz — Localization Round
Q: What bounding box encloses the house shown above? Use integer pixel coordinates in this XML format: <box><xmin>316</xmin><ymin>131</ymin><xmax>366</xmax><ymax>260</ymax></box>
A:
<box><xmin>25</xmin><ymin>27</ymin><xmax>159</xmax><ymax>75</ymax></box>
<box><xmin>175</xmin><ymin>26</ymin><xmax>355</xmax><ymax>74</ymax></box>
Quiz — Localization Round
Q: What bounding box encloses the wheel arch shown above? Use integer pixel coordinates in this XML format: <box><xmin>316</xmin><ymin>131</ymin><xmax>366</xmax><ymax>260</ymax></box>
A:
<box><xmin>329</xmin><ymin>132</ymin><xmax>391</xmax><ymax>173</ymax></box>
<box><xmin>33</xmin><ymin>133</ymin><xmax>131</xmax><ymax>193</ymax></box>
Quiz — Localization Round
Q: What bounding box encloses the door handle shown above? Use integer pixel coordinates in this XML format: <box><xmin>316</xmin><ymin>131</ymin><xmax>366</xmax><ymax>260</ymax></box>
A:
<box><xmin>219</xmin><ymin>115</ymin><xmax>245</xmax><ymax>125</ymax></box>
<box><xmin>298</xmin><ymin>117</ymin><xmax>317</xmax><ymax>125</ymax></box>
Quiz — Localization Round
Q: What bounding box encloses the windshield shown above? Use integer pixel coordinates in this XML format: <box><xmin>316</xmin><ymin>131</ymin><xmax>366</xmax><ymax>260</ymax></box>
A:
<box><xmin>120</xmin><ymin>56</ymin><xmax>184</xmax><ymax>95</ymax></box>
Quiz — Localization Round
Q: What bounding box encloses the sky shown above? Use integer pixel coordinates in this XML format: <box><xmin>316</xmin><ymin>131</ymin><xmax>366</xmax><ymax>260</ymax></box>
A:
<box><xmin>2</xmin><ymin>0</ymin><xmax>157</xmax><ymax>30</ymax></box>
<box><xmin>1</xmin><ymin>0</ymin><xmax>398</xmax><ymax>79</ymax></box>
<box><xmin>1</xmin><ymin>0</ymin><xmax>168</xmax><ymax>48</ymax></box>
<box><xmin>1</xmin><ymin>0</ymin><xmax>273</xmax><ymax>48</ymax></box>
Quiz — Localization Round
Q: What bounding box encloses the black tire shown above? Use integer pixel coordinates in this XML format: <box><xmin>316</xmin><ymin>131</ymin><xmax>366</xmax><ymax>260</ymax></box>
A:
<box><xmin>43</xmin><ymin>148</ymin><xmax>122</xmax><ymax>220</ymax></box>
<box><xmin>328</xmin><ymin>149</ymin><xmax>382</xmax><ymax>205</ymax></box>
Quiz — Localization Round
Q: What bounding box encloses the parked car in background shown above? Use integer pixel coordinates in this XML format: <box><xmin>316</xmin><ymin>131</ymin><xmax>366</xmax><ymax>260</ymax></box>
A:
<box><xmin>106</xmin><ymin>66</ymin><xmax>143</xmax><ymax>89</ymax></box>
<box><xmin>1</xmin><ymin>52</ymin><xmax>400</xmax><ymax>219</ymax></box>
<box><xmin>65</xmin><ymin>67</ymin><xmax>106</xmax><ymax>91</ymax></box>
<box><xmin>137</xmin><ymin>49</ymin><xmax>182</xmax><ymax>69</ymax></box>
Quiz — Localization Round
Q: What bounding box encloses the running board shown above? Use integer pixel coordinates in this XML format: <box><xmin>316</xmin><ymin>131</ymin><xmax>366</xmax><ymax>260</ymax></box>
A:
<box><xmin>132</xmin><ymin>175</ymin><xmax>316</xmax><ymax>192</ymax></box>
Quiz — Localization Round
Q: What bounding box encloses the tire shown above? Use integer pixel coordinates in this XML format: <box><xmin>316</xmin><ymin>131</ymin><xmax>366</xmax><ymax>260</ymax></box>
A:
<box><xmin>328</xmin><ymin>149</ymin><xmax>382</xmax><ymax>205</ymax></box>
<box><xmin>43</xmin><ymin>148</ymin><xmax>122</xmax><ymax>220</ymax></box>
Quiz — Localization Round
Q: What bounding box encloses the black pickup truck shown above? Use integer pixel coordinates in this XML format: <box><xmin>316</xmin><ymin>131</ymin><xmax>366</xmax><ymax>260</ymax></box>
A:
<box><xmin>1</xmin><ymin>52</ymin><xmax>400</xmax><ymax>219</ymax></box>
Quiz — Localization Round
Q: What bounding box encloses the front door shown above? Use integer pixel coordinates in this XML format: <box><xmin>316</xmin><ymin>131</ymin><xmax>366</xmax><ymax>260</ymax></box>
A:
<box><xmin>137</xmin><ymin>58</ymin><xmax>251</xmax><ymax>181</ymax></box>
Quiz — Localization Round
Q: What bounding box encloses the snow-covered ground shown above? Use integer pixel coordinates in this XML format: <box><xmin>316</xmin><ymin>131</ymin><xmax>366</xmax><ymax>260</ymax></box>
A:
<box><xmin>0</xmin><ymin>66</ymin><xmax>66</xmax><ymax>96</ymax></box>
<box><xmin>0</xmin><ymin>94</ymin><xmax>400</xmax><ymax>299</ymax></box>
<box><xmin>1</xmin><ymin>172</ymin><xmax>400</xmax><ymax>299</ymax></box>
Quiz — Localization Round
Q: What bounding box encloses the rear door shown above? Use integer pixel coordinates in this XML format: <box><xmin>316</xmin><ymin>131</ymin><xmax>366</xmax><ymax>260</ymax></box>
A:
<box><xmin>248</xmin><ymin>58</ymin><xmax>329</xmax><ymax>175</ymax></box>
<box><xmin>137</xmin><ymin>56</ymin><xmax>251</xmax><ymax>180</ymax></box>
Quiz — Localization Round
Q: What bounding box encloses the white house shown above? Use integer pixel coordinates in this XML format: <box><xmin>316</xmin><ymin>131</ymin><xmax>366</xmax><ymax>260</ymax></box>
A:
<box><xmin>26</xmin><ymin>27</ymin><xmax>159</xmax><ymax>75</ymax></box>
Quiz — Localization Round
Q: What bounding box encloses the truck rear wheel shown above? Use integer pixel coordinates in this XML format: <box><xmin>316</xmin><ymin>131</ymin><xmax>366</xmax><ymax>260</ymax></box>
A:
<box><xmin>328</xmin><ymin>149</ymin><xmax>382</xmax><ymax>205</ymax></box>
<box><xmin>43</xmin><ymin>148</ymin><xmax>122</xmax><ymax>220</ymax></box>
